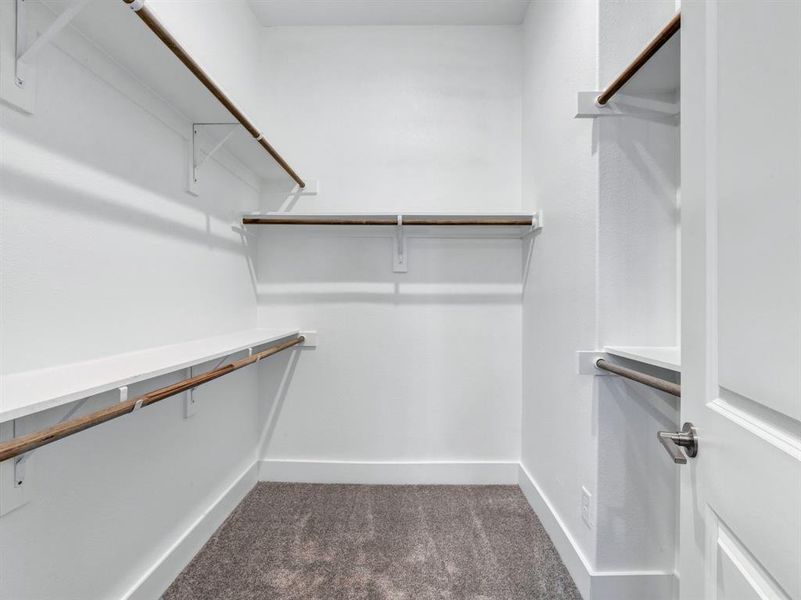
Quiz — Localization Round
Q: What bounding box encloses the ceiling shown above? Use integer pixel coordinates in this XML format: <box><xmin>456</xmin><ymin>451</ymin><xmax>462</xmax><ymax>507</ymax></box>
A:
<box><xmin>247</xmin><ymin>1</ymin><xmax>531</xmax><ymax>27</ymax></box>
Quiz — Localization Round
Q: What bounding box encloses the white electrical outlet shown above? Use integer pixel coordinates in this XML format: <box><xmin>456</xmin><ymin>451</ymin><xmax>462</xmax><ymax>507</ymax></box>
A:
<box><xmin>581</xmin><ymin>486</ymin><xmax>592</xmax><ymax>528</ymax></box>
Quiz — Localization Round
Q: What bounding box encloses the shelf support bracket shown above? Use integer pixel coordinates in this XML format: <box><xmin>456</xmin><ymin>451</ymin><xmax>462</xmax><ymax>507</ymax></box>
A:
<box><xmin>393</xmin><ymin>215</ymin><xmax>408</xmax><ymax>273</ymax></box>
<box><xmin>3</xmin><ymin>394</ymin><xmax>90</xmax><ymax>510</ymax></box>
<box><xmin>523</xmin><ymin>211</ymin><xmax>543</xmax><ymax>236</ymax></box>
<box><xmin>15</xmin><ymin>0</ymin><xmax>91</xmax><ymax>89</ymax></box>
<box><xmin>15</xmin><ymin>396</ymin><xmax>90</xmax><ymax>474</ymax></box>
<box><xmin>189</xmin><ymin>122</ymin><xmax>240</xmax><ymax>195</ymax></box>
<box><xmin>184</xmin><ymin>367</ymin><xmax>197</xmax><ymax>418</ymax></box>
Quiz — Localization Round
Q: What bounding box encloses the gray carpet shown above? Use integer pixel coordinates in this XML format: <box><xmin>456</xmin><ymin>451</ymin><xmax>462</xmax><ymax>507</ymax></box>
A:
<box><xmin>163</xmin><ymin>483</ymin><xmax>582</xmax><ymax>600</ymax></box>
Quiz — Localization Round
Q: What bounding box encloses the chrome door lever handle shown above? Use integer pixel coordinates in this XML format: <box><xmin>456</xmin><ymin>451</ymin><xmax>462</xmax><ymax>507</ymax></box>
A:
<box><xmin>657</xmin><ymin>422</ymin><xmax>698</xmax><ymax>464</ymax></box>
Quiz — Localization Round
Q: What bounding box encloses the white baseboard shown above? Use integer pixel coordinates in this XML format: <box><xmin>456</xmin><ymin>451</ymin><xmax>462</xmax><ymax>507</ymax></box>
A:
<box><xmin>517</xmin><ymin>464</ymin><xmax>676</xmax><ymax>600</ymax></box>
<box><xmin>259</xmin><ymin>459</ymin><xmax>519</xmax><ymax>485</ymax></box>
<box><xmin>517</xmin><ymin>463</ymin><xmax>594</xmax><ymax>598</ymax></box>
<box><xmin>121</xmin><ymin>461</ymin><xmax>259</xmax><ymax>600</ymax></box>
<box><xmin>590</xmin><ymin>570</ymin><xmax>676</xmax><ymax>600</ymax></box>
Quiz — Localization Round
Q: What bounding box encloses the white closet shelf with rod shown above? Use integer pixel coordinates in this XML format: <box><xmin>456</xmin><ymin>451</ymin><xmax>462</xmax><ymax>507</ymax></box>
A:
<box><xmin>576</xmin><ymin>11</ymin><xmax>680</xmax><ymax>118</ymax></box>
<box><xmin>595</xmin><ymin>359</ymin><xmax>681</xmax><ymax>397</ymax></box>
<box><xmin>578</xmin><ymin>348</ymin><xmax>681</xmax><ymax>395</ymax></box>
<box><xmin>242</xmin><ymin>212</ymin><xmax>541</xmax><ymax>228</ymax></box>
<box><xmin>0</xmin><ymin>328</ymin><xmax>302</xmax><ymax>424</ymax></box>
<box><xmin>0</xmin><ymin>332</ymin><xmax>307</xmax><ymax>464</ymax></box>
<box><xmin>4</xmin><ymin>0</ymin><xmax>304</xmax><ymax>190</ymax></box>
<box><xmin>242</xmin><ymin>212</ymin><xmax>542</xmax><ymax>272</ymax></box>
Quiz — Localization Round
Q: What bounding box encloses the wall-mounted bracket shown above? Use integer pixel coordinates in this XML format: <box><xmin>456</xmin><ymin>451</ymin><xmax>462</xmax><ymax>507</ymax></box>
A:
<box><xmin>1</xmin><ymin>0</ymin><xmax>91</xmax><ymax>113</ymax></box>
<box><xmin>393</xmin><ymin>215</ymin><xmax>408</xmax><ymax>273</ymax></box>
<box><xmin>299</xmin><ymin>331</ymin><xmax>318</xmax><ymax>347</ymax></box>
<box><xmin>0</xmin><ymin>394</ymin><xmax>94</xmax><ymax>517</ymax></box>
<box><xmin>184</xmin><ymin>367</ymin><xmax>197</xmax><ymax>418</ymax></box>
<box><xmin>13</xmin><ymin>454</ymin><xmax>27</xmax><ymax>488</ymax></box>
<box><xmin>521</xmin><ymin>211</ymin><xmax>543</xmax><ymax>237</ymax></box>
<box><xmin>576</xmin><ymin>351</ymin><xmax>611</xmax><ymax>375</ymax></box>
<box><xmin>15</xmin><ymin>0</ymin><xmax>91</xmax><ymax>88</ymax></box>
<box><xmin>0</xmin><ymin>421</ymin><xmax>31</xmax><ymax>516</ymax></box>
<box><xmin>188</xmin><ymin>122</ymin><xmax>240</xmax><ymax>195</ymax></box>
<box><xmin>575</xmin><ymin>91</ymin><xmax>679</xmax><ymax>120</ymax></box>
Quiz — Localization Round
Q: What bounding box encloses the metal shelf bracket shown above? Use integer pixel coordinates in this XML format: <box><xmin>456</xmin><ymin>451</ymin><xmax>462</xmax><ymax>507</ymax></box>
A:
<box><xmin>528</xmin><ymin>211</ymin><xmax>543</xmax><ymax>234</ymax></box>
<box><xmin>393</xmin><ymin>215</ymin><xmax>408</xmax><ymax>273</ymax></box>
<box><xmin>15</xmin><ymin>0</ymin><xmax>91</xmax><ymax>89</ymax></box>
<box><xmin>184</xmin><ymin>367</ymin><xmax>197</xmax><ymax>418</ymax></box>
<box><xmin>0</xmin><ymin>393</ymin><xmax>92</xmax><ymax>515</ymax></box>
<box><xmin>189</xmin><ymin>123</ymin><xmax>240</xmax><ymax>195</ymax></box>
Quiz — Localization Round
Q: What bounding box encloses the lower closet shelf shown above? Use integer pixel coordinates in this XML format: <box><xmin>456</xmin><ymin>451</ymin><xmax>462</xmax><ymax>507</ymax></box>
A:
<box><xmin>0</xmin><ymin>328</ymin><xmax>299</xmax><ymax>423</ymax></box>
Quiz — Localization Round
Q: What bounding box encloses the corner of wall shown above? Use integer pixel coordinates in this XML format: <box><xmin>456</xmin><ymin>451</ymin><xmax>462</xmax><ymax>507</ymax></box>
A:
<box><xmin>518</xmin><ymin>465</ymin><xmax>677</xmax><ymax>600</ymax></box>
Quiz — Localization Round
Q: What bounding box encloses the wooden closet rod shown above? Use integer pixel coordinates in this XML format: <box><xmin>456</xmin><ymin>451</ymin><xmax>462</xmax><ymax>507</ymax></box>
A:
<box><xmin>596</xmin><ymin>11</ymin><xmax>681</xmax><ymax>106</ymax></box>
<box><xmin>242</xmin><ymin>217</ymin><xmax>535</xmax><ymax>226</ymax></box>
<box><xmin>0</xmin><ymin>336</ymin><xmax>305</xmax><ymax>464</ymax></box>
<box><xmin>121</xmin><ymin>0</ymin><xmax>305</xmax><ymax>188</ymax></box>
<box><xmin>595</xmin><ymin>359</ymin><xmax>681</xmax><ymax>397</ymax></box>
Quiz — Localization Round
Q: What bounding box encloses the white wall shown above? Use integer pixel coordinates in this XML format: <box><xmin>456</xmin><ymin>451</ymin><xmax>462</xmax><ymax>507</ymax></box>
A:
<box><xmin>0</xmin><ymin>2</ymin><xmax>270</xmax><ymax>598</ymax></box>
<box><xmin>254</xmin><ymin>26</ymin><xmax>524</xmax><ymax>474</ymax></box>
<box><xmin>594</xmin><ymin>1</ymin><xmax>679</xmax><ymax>576</ymax></box>
<box><xmin>148</xmin><ymin>0</ymin><xmax>264</xmax><ymax>124</ymax></box>
<box><xmin>521</xmin><ymin>0</ymin><xmax>600</xmax><ymax>569</ymax></box>
<box><xmin>521</xmin><ymin>0</ymin><xmax>679</xmax><ymax>595</ymax></box>
<box><xmin>257</xmin><ymin>26</ymin><xmax>522</xmax><ymax>211</ymax></box>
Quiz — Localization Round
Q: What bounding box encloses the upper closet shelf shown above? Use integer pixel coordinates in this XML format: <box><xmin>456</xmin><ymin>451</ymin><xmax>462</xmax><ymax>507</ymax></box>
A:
<box><xmin>242</xmin><ymin>212</ymin><xmax>541</xmax><ymax>229</ymax></box>
<box><xmin>604</xmin><ymin>346</ymin><xmax>681</xmax><ymax>373</ymax></box>
<box><xmin>4</xmin><ymin>0</ymin><xmax>303</xmax><ymax>188</ymax></box>
<box><xmin>576</xmin><ymin>12</ymin><xmax>680</xmax><ymax>118</ymax></box>
<box><xmin>0</xmin><ymin>328</ymin><xmax>299</xmax><ymax>424</ymax></box>
<box><xmin>242</xmin><ymin>212</ymin><xmax>542</xmax><ymax>273</ymax></box>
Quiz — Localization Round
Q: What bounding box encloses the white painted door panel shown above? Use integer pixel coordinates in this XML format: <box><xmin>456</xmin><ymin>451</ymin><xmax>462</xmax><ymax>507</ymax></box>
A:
<box><xmin>711</xmin><ymin>515</ymin><xmax>792</xmax><ymax>600</ymax></box>
<box><xmin>680</xmin><ymin>2</ymin><xmax>801</xmax><ymax>600</ymax></box>
<box><xmin>715</xmin><ymin>0</ymin><xmax>801</xmax><ymax>422</ymax></box>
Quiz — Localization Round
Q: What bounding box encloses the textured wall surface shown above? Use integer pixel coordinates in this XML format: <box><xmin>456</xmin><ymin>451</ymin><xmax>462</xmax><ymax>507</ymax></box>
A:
<box><xmin>254</xmin><ymin>26</ymin><xmax>524</xmax><ymax>466</ymax></box>
<box><xmin>256</xmin><ymin>26</ymin><xmax>522</xmax><ymax>213</ymax></box>
<box><xmin>520</xmin><ymin>0</ymin><xmax>680</xmax><ymax>583</ymax></box>
<box><xmin>520</xmin><ymin>0</ymin><xmax>600</xmax><ymax>567</ymax></box>
<box><xmin>595</xmin><ymin>0</ymin><xmax>680</xmax><ymax>574</ymax></box>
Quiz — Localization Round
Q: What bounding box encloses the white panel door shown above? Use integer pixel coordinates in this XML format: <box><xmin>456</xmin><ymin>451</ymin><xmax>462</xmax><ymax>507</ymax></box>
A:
<box><xmin>680</xmin><ymin>2</ymin><xmax>801</xmax><ymax>600</ymax></box>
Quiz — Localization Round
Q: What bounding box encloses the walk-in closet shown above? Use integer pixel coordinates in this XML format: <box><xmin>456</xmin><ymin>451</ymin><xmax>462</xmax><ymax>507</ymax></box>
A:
<box><xmin>0</xmin><ymin>1</ymin><xmax>798</xmax><ymax>599</ymax></box>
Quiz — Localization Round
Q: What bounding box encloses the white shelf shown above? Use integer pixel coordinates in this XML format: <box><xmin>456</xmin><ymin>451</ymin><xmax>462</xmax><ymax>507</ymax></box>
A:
<box><xmin>41</xmin><ymin>0</ymin><xmax>296</xmax><ymax>183</ymax></box>
<box><xmin>0</xmin><ymin>328</ymin><xmax>299</xmax><ymax>423</ymax></box>
<box><xmin>242</xmin><ymin>212</ymin><xmax>539</xmax><ymax>227</ymax></box>
<box><xmin>244</xmin><ymin>211</ymin><xmax>537</xmax><ymax>218</ymax></box>
<box><xmin>604</xmin><ymin>346</ymin><xmax>681</xmax><ymax>373</ymax></box>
